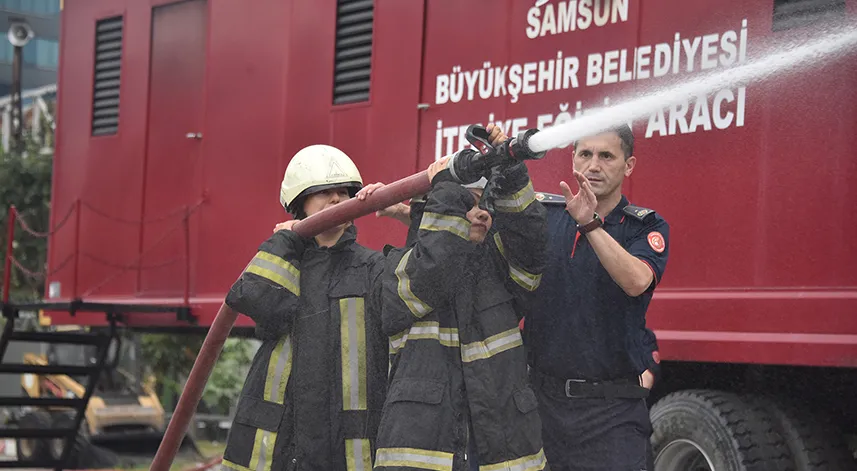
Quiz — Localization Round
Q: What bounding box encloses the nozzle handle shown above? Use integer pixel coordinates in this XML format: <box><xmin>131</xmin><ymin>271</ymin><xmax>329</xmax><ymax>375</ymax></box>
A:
<box><xmin>464</xmin><ymin>124</ymin><xmax>495</xmax><ymax>155</ymax></box>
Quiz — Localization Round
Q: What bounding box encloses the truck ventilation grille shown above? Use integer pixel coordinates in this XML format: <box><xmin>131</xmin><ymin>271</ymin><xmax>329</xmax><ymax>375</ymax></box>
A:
<box><xmin>773</xmin><ymin>0</ymin><xmax>846</xmax><ymax>31</ymax></box>
<box><xmin>333</xmin><ymin>0</ymin><xmax>374</xmax><ymax>105</ymax></box>
<box><xmin>92</xmin><ymin>16</ymin><xmax>123</xmax><ymax>136</ymax></box>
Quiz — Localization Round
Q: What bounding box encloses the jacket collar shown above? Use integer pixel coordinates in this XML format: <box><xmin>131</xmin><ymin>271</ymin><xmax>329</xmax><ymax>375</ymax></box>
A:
<box><xmin>307</xmin><ymin>224</ymin><xmax>358</xmax><ymax>251</ymax></box>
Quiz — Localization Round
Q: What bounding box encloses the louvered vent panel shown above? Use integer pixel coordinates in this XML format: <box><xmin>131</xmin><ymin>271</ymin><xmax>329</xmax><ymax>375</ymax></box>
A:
<box><xmin>773</xmin><ymin>0</ymin><xmax>845</xmax><ymax>31</ymax></box>
<box><xmin>92</xmin><ymin>16</ymin><xmax>123</xmax><ymax>136</ymax></box>
<box><xmin>333</xmin><ymin>0</ymin><xmax>374</xmax><ymax>105</ymax></box>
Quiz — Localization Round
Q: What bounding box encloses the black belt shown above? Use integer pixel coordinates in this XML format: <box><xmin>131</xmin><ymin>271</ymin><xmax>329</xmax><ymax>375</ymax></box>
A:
<box><xmin>529</xmin><ymin>369</ymin><xmax>649</xmax><ymax>399</ymax></box>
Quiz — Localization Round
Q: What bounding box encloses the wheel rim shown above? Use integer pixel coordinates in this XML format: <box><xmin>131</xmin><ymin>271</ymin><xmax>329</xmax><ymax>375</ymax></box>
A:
<box><xmin>19</xmin><ymin>438</ymin><xmax>34</xmax><ymax>458</ymax></box>
<box><xmin>50</xmin><ymin>437</ymin><xmax>65</xmax><ymax>459</ymax></box>
<box><xmin>654</xmin><ymin>438</ymin><xmax>716</xmax><ymax>471</ymax></box>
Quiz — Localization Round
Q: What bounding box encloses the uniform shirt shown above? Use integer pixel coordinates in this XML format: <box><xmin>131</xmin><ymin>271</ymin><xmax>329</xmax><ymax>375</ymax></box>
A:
<box><xmin>525</xmin><ymin>194</ymin><xmax>669</xmax><ymax>381</ymax></box>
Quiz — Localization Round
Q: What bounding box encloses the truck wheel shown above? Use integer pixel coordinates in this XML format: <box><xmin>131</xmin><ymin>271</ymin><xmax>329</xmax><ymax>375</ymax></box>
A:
<box><xmin>48</xmin><ymin>413</ymin><xmax>89</xmax><ymax>467</ymax></box>
<box><xmin>650</xmin><ymin>390</ymin><xmax>794</xmax><ymax>471</ymax></box>
<box><xmin>15</xmin><ymin>409</ymin><xmax>51</xmax><ymax>461</ymax></box>
<box><xmin>750</xmin><ymin>396</ymin><xmax>857</xmax><ymax>471</ymax></box>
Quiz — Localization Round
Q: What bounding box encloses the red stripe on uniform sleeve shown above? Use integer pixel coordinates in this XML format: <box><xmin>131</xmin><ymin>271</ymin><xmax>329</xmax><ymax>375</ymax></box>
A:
<box><xmin>639</xmin><ymin>258</ymin><xmax>659</xmax><ymax>286</ymax></box>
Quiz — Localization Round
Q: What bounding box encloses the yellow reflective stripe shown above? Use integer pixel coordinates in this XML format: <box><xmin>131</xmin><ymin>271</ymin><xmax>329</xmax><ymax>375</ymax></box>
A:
<box><xmin>264</xmin><ymin>336</ymin><xmax>292</xmax><ymax>403</ymax></box>
<box><xmin>346</xmin><ymin>438</ymin><xmax>373</xmax><ymax>471</ymax></box>
<box><xmin>341</xmin><ymin>298</ymin><xmax>367</xmax><ymax>411</ymax></box>
<box><xmin>493</xmin><ymin>233</ymin><xmax>542</xmax><ymax>292</ymax></box>
<box><xmin>248</xmin><ymin>428</ymin><xmax>275</xmax><ymax>471</ymax></box>
<box><xmin>241</xmin><ymin>337</ymin><xmax>292</xmax><ymax>471</ymax></box>
<box><xmin>375</xmin><ymin>447</ymin><xmax>454</xmax><ymax>471</ymax></box>
<box><xmin>395</xmin><ymin>250</ymin><xmax>432</xmax><ymax>318</ymax></box>
<box><xmin>389</xmin><ymin>321</ymin><xmax>460</xmax><ymax>354</ymax></box>
<box><xmin>494</xmin><ymin>181</ymin><xmax>536</xmax><ymax>213</ymax></box>
<box><xmin>245</xmin><ymin>251</ymin><xmax>300</xmax><ymax>296</ymax></box>
<box><xmin>419</xmin><ymin>212</ymin><xmax>470</xmax><ymax>240</ymax></box>
<box><xmin>479</xmin><ymin>448</ymin><xmax>547</xmax><ymax>471</ymax></box>
<box><xmin>221</xmin><ymin>459</ymin><xmax>252</xmax><ymax>471</ymax></box>
<box><xmin>461</xmin><ymin>327</ymin><xmax>523</xmax><ymax>363</ymax></box>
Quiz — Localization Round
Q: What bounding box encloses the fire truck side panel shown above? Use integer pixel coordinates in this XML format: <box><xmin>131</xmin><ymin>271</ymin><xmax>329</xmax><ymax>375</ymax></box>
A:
<box><xmin>43</xmin><ymin>0</ymin><xmax>857</xmax><ymax>367</ymax></box>
<box><xmin>44</xmin><ymin>0</ymin><xmax>423</xmax><ymax>328</ymax></box>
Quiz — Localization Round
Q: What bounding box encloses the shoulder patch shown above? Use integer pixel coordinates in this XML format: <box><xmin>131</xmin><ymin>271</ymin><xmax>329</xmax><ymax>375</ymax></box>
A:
<box><xmin>533</xmin><ymin>191</ymin><xmax>566</xmax><ymax>206</ymax></box>
<box><xmin>623</xmin><ymin>204</ymin><xmax>656</xmax><ymax>221</ymax></box>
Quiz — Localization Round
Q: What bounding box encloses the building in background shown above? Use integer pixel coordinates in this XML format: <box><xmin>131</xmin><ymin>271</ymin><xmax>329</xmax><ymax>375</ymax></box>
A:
<box><xmin>0</xmin><ymin>0</ymin><xmax>59</xmax><ymax>94</ymax></box>
<box><xmin>0</xmin><ymin>0</ymin><xmax>59</xmax><ymax>152</ymax></box>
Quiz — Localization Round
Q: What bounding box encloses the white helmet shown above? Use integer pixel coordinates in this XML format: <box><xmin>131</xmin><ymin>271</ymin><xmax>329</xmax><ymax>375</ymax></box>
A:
<box><xmin>279</xmin><ymin>145</ymin><xmax>363</xmax><ymax>215</ymax></box>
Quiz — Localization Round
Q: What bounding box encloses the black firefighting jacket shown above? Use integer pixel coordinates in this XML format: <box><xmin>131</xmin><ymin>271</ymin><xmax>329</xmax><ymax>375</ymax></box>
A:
<box><xmin>374</xmin><ymin>164</ymin><xmax>551</xmax><ymax>471</ymax></box>
<box><xmin>221</xmin><ymin>225</ymin><xmax>387</xmax><ymax>471</ymax></box>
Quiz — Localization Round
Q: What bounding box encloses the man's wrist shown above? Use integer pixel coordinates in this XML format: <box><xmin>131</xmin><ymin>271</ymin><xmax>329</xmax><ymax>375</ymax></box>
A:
<box><xmin>576</xmin><ymin>212</ymin><xmax>603</xmax><ymax>234</ymax></box>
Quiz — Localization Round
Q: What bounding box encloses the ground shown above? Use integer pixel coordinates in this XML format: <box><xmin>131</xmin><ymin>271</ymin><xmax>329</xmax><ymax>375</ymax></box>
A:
<box><xmin>111</xmin><ymin>440</ymin><xmax>226</xmax><ymax>470</ymax></box>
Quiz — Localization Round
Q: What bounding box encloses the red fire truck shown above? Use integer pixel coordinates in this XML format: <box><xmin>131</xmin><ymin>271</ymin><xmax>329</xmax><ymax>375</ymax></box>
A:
<box><xmin>2</xmin><ymin>0</ymin><xmax>855</xmax><ymax>469</ymax></box>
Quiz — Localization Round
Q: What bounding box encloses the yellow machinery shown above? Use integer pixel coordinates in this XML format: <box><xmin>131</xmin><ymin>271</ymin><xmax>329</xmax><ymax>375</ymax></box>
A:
<box><xmin>12</xmin><ymin>326</ymin><xmax>166</xmax><ymax>465</ymax></box>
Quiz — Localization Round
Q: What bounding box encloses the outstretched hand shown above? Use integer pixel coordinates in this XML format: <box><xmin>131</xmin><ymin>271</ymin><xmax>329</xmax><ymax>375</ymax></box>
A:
<box><xmin>356</xmin><ymin>182</ymin><xmax>384</xmax><ymax>201</ymax></box>
<box><xmin>560</xmin><ymin>170</ymin><xmax>597</xmax><ymax>225</ymax></box>
<box><xmin>355</xmin><ymin>181</ymin><xmax>411</xmax><ymax>225</ymax></box>
<box><xmin>273</xmin><ymin>220</ymin><xmax>298</xmax><ymax>233</ymax></box>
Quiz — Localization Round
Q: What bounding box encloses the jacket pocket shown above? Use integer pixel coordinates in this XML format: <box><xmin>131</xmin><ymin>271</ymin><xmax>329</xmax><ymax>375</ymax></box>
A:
<box><xmin>513</xmin><ymin>386</ymin><xmax>539</xmax><ymax>414</ymax></box>
<box><xmin>222</xmin><ymin>395</ymin><xmax>286</xmax><ymax>467</ymax></box>
<box><xmin>506</xmin><ymin>386</ymin><xmax>544</xmax><ymax>455</ymax></box>
<box><xmin>234</xmin><ymin>396</ymin><xmax>286</xmax><ymax>431</ymax></box>
<box><xmin>377</xmin><ymin>379</ymin><xmax>449</xmax><ymax>450</ymax></box>
<box><xmin>387</xmin><ymin>379</ymin><xmax>445</xmax><ymax>405</ymax></box>
<box><xmin>474</xmin><ymin>276</ymin><xmax>514</xmax><ymax>312</ymax></box>
<box><xmin>329</xmin><ymin>264</ymin><xmax>369</xmax><ymax>298</ymax></box>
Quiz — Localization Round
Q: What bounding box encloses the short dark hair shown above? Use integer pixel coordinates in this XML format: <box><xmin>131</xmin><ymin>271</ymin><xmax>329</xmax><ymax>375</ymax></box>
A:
<box><xmin>573</xmin><ymin>123</ymin><xmax>634</xmax><ymax>159</ymax></box>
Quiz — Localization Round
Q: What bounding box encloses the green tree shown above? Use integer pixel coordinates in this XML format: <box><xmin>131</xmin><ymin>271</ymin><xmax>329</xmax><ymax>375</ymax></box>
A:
<box><xmin>141</xmin><ymin>333</ymin><xmax>255</xmax><ymax>414</ymax></box>
<box><xmin>0</xmin><ymin>134</ymin><xmax>53</xmax><ymax>303</ymax></box>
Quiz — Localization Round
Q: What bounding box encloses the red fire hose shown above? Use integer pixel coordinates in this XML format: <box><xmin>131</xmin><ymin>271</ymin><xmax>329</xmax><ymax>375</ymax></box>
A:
<box><xmin>150</xmin><ymin>171</ymin><xmax>431</xmax><ymax>471</ymax></box>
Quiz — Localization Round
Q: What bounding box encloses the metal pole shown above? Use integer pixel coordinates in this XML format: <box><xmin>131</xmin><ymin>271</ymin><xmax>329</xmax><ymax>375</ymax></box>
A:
<box><xmin>3</xmin><ymin>206</ymin><xmax>17</xmax><ymax>303</ymax></box>
<box><xmin>150</xmin><ymin>170</ymin><xmax>432</xmax><ymax>470</ymax></box>
<box><xmin>72</xmin><ymin>199</ymin><xmax>81</xmax><ymax>299</ymax></box>
<box><xmin>10</xmin><ymin>45</ymin><xmax>23</xmax><ymax>152</ymax></box>
<box><xmin>183</xmin><ymin>207</ymin><xmax>190</xmax><ymax>306</ymax></box>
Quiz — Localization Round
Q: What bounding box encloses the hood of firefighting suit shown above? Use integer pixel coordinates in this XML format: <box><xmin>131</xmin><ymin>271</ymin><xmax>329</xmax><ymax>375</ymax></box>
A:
<box><xmin>279</xmin><ymin>144</ymin><xmax>364</xmax><ymax>214</ymax></box>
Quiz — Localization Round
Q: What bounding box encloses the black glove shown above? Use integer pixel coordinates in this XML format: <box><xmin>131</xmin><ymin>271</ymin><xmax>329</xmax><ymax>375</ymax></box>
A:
<box><xmin>494</xmin><ymin>161</ymin><xmax>530</xmax><ymax>195</ymax></box>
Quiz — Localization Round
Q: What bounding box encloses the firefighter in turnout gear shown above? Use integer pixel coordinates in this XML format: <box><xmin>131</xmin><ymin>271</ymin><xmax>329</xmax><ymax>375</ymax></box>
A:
<box><xmin>221</xmin><ymin>145</ymin><xmax>388</xmax><ymax>471</ymax></box>
<box><xmin>363</xmin><ymin>154</ymin><xmax>551</xmax><ymax>471</ymax></box>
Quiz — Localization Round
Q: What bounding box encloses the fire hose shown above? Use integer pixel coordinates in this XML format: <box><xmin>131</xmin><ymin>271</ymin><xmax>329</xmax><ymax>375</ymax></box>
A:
<box><xmin>150</xmin><ymin>125</ymin><xmax>545</xmax><ymax>470</ymax></box>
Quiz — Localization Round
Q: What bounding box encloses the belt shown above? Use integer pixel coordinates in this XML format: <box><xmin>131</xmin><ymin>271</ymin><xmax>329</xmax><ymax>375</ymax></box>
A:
<box><xmin>529</xmin><ymin>369</ymin><xmax>649</xmax><ymax>400</ymax></box>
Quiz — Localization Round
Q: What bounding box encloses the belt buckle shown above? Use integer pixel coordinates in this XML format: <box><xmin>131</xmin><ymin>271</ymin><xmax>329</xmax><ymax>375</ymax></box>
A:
<box><xmin>564</xmin><ymin>379</ymin><xmax>586</xmax><ymax>398</ymax></box>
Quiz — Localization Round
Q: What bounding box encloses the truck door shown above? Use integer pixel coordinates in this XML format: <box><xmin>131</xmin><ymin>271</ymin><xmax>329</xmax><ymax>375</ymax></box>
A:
<box><xmin>139</xmin><ymin>0</ymin><xmax>207</xmax><ymax>296</ymax></box>
<box><xmin>415</xmin><ymin>1</ymin><xmax>516</xmax><ymax>174</ymax></box>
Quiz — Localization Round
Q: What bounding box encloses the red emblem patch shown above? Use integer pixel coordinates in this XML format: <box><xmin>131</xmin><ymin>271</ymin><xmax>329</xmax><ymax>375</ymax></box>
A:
<box><xmin>647</xmin><ymin>231</ymin><xmax>665</xmax><ymax>253</ymax></box>
<box><xmin>652</xmin><ymin>351</ymin><xmax>661</xmax><ymax>364</ymax></box>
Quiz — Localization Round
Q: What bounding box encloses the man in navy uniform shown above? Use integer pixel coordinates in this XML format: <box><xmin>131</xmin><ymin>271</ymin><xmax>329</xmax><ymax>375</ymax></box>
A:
<box><xmin>487</xmin><ymin>122</ymin><xmax>669</xmax><ymax>471</ymax></box>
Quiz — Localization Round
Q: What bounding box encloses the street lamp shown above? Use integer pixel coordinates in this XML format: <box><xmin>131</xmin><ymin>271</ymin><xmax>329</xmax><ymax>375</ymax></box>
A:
<box><xmin>7</xmin><ymin>21</ymin><xmax>34</xmax><ymax>152</ymax></box>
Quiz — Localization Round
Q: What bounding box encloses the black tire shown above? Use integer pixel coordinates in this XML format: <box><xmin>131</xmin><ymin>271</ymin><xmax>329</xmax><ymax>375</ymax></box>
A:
<box><xmin>650</xmin><ymin>389</ymin><xmax>794</xmax><ymax>471</ymax></box>
<box><xmin>15</xmin><ymin>409</ymin><xmax>52</xmax><ymax>461</ymax></box>
<box><xmin>48</xmin><ymin>413</ymin><xmax>90</xmax><ymax>468</ymax></box>
<box><xmin>749</xmin><ymin>396</ymin><xmax>857</xmax><ymax>471</ymax></box>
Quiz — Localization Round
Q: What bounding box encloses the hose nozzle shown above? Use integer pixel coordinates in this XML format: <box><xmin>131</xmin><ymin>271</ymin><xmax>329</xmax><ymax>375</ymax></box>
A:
<box><xmin>506</xmin><ymin>128</ymin><xmax>546</xmax><ymax>161</ymax></box>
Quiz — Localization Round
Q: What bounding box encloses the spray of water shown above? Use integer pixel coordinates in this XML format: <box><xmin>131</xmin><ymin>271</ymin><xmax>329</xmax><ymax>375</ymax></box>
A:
<box><xmin>527</xmin><ymin>26</ymin><xmax>857</xmax><ymax>153</ymax></box>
